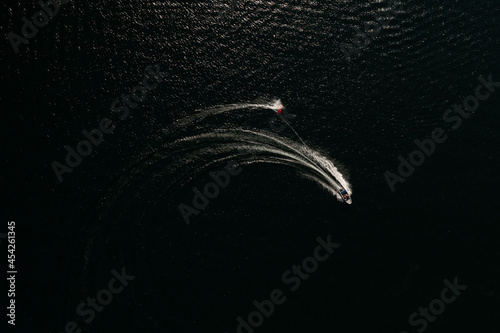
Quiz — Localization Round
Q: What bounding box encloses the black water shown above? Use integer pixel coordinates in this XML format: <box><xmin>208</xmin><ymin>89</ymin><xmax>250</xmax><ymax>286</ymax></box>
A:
<box><xmin>2</xmin><ymin>0</ymin><xmax>500</xmax><ymax>332</ymax></box>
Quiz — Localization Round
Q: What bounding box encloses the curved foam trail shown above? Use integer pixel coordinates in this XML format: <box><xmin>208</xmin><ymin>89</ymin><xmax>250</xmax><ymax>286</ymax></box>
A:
<box><xmin>307</xmin><ymin>149</ymin><xmax>352</xmax><ymax>194</ymax></box>
<box><xmin>180</xmin><ymin>136</ymin><xmax>340</xmax><ymax>197</ymax></box>
<box><xmin>200</xmin><ymin>99</ymin><xmax>283</xmax><ymax>115</ymax></box>
<box><xmin>204</xmin><ymin>99</ymin><xmax>282</xmax><ymax>111</ymax></box>
<box><xmin>172</xmin><ymin>129</ymin><xmax>351</xmax><ymax>202</ymax></box>
<box><xmin>235</xmin><ymin>129</ymin><xmax>351</xmax><ymax>194</ymax></box>
<box><xmin>173</xmin><ymin>99</ymin><xmax>282</xmax><ymax>128</ymax></box>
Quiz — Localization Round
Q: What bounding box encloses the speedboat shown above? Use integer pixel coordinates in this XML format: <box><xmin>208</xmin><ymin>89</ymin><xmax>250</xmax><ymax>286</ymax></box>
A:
<box><xmin>338</xmin><ymin>188</ymin><xmax>352</xmax><ymax>204</ymax></box>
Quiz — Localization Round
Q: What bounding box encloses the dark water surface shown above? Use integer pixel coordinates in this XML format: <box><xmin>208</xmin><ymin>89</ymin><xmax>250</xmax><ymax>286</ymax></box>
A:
<box><xmin>2</xmin><ymin>0</ymin><xmax>500</xmax><ymax>332</ymax></box>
